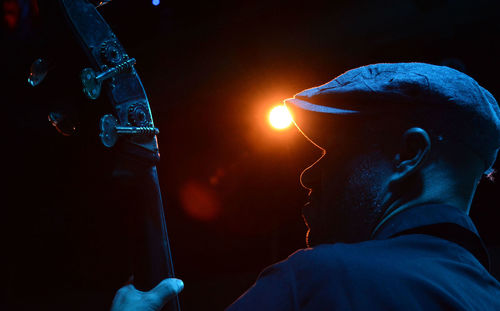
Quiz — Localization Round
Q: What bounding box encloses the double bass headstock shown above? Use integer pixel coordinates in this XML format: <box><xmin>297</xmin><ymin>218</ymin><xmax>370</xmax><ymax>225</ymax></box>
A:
<box><xmin>29</xmin><ymin>2</ymin><xmax>181</xmax><ymax>310</ymax></box>
<box><xmin>30</xmin><ymin>0</ymin><xmax>160</xmax><ymax>160</ymax></box>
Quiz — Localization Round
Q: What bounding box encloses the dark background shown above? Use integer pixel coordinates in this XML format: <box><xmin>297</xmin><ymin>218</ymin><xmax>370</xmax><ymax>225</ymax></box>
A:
<box><xmin>2</xmin><ymin>0</ymin><xmax>500</xmax><ymax>310</ymax></box>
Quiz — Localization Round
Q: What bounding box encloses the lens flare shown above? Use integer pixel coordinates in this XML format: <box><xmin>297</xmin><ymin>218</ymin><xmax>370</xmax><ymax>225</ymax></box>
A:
<box><xmin>180</xmin><ymin>180</ymin><xmax>220</xmax><ymax>221</ymax></box>
<box><xmin>269</xmin><ymin>105</ymin><xmax>292</xmax><ymax>130</ymax></box>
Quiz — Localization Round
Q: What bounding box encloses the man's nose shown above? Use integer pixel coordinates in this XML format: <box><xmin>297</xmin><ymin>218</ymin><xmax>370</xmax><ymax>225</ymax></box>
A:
<box><xmin>300</xmin><ymin>153</ymin><xmax>325</xmax><ymax>193</ymax></box>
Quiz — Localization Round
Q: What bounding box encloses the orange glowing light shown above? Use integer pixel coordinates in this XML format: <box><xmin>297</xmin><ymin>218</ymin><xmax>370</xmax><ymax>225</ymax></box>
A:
<box><xmin>269</xmin><ymin>105</ymin><xmax>292</xmax><ymax>130</ymax></box>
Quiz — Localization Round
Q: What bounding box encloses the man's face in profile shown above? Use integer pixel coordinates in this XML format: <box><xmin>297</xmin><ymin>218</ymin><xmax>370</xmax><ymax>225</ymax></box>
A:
<box><xmin>299</xmin><ymin>122</ymin><xmax>393</xmax><ymax>247</ymax></box>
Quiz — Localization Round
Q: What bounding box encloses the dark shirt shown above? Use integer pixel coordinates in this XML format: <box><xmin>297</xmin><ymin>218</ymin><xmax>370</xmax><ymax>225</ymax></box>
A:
<box><xmin>227</xmin><ymin>204</ymin><xmax>500</xmax><ymax>310</ymax></box>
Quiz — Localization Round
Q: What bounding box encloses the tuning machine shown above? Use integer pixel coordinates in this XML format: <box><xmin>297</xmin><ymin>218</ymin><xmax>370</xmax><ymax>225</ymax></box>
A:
<box><xmin>27</xmin><ymin>58</ymin><xmax>50</xmax><ymax>87</ymax></box>
<box><xmin>48</xmin><ymin>111</ymin><xmax>78</xmax><ymax>136</ymax></box>
<box><xmin>99</xmin><ymin>114</ymin><xmax>159</xmax><ymax>148</ymax></box>
<box><xmin>81</xmin><ymin>58</ymin><xmax>136</xmax><ymax>100</ymax></box>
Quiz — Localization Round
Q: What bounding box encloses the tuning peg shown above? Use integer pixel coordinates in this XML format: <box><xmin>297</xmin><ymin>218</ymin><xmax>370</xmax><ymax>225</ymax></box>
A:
<box><xmin>48</xmin><ymin>111</ymin><xmax>77</xmax><ymax>136</ymax></box>
<box><xmin>28</xmin><ymin>58</ymin><xmax>49</xmax><ymax>87</ymax></box>
<box><xmin>99</xmin><ymin>114</ymin><xmax>159</xmax><ymax>148</ymax></box>
<box><xmin>81</xmin><ymin>58</ymin><xmax>136</xmax><ymax>100</ymax></box>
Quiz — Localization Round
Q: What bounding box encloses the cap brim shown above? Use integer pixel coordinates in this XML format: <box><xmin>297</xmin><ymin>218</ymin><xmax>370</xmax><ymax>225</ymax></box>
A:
<box><xmin>284</xmin><ymin>98</ymin><xmax>361</xmax><ymax>147</ymax></box>
<box><xmin>284</xmin><ymin>98</ymin><xmax>361</xmax><ymax>115</ymax></box>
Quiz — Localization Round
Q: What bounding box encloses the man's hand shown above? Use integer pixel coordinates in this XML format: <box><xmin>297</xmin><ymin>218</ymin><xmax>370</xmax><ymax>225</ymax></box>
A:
<box><xmin>110</xmin><ymin>278</ymin><xmax>184</xmax><ymax>311</ymax></box>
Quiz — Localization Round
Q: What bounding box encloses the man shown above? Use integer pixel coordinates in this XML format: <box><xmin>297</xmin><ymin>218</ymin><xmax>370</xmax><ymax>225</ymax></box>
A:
<box><xmin>111</xmin><ymin>63</ymin><xmax>500</xmax><ymax>310</ymax></box>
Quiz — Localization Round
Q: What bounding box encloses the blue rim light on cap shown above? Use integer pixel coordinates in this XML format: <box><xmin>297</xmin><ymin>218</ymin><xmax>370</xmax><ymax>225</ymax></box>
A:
<box><xmin>284</xmin><ymin>98</ymin><xmax>361</xmax><ymax>115</ymax></box>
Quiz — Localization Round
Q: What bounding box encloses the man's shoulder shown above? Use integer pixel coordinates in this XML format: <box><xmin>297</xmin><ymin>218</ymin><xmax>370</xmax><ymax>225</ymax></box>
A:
<box><xmin>286</xmin><ymin>238</ymin><xmax>397</xmax><ymax>270</ymax></box>
<box><xmin>238</xmin><ymin>236</ymin><xmax>500</xmax><ymax>310</ymax></box>
<box><xmin>283</xmin><ymin>234</ymin><xmax>459</xmax><ymax>279</ymax></box>
<box><xmin>283</xmin><ymin>233</ymin><xmax>496</xmax><ymax>284</ymax></box>
<box><xmin>254</xmin><ymin>239</ymin><xmax>410</xmax><ymax>308</ymax></box>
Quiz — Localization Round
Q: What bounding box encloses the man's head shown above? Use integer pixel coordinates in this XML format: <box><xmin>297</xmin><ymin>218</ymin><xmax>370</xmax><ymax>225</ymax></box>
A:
<box><xmin>284</xmin><ymin>63</ymin><xmax>500</xmax><ymax>247</ymax></box>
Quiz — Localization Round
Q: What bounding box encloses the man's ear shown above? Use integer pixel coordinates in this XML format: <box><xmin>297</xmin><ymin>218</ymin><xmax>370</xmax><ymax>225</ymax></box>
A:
<box><xmin>391</xmin><ymin>127</ymin><xmax>431</xmax><ymax>183</ymax></box>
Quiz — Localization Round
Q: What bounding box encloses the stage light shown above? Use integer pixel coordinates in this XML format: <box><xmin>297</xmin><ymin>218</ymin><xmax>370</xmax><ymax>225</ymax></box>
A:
<box><xmin>152</xmin><ymin>0</ymin><xmax>160</xmax><ymax>6</ymax></box>
<box><xmin>269</xmin><ymin>105</ymin><xmax>292</xmax><ymax>130</ymax></box>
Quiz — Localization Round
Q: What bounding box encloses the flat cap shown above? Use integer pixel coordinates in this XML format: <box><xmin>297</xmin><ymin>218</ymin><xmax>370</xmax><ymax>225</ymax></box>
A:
<box><xmin>284</xmin><ymin>63</ymin><xmax>500</xmax><ymax>174</ymax></box>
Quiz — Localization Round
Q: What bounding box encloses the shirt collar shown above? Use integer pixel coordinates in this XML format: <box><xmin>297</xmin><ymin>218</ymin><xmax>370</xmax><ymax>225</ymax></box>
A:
<box><xmin>372</xmin><ymin>204</ymin><xmax>479</xmax><ymax>240</ymax></box>
<box><xmin>371</xmin><ymin>204</ymin><xmax>490</xmax><ymax>270</ymax></box>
